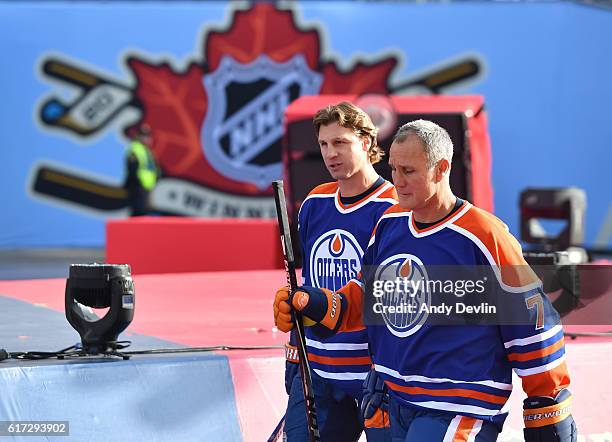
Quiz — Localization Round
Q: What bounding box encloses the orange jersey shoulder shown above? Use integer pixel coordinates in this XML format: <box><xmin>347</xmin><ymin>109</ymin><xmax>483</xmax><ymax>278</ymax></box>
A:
<box><xmin>453</xmin><ymin>205</ymin><xmax>538</xmax><ymax>288</ymax></box>
<box><xmin>307</xmin><ymin>182</ymin><xmax>338</xmax><ymax>197</ymax></box>
<box><xmin>381</xmin><ymin>203</ymin><xmax>410</xmax><ymax>217</ymax></box>
<box><xmin>376</xmin><ymin>183</ymin><xmax>399</xmax><ymax>202</ymax></box>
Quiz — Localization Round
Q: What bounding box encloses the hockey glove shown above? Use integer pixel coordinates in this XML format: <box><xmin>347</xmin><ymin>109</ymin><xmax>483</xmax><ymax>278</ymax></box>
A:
<box><xmin>273</xmin><ymin>286</ymin><xmax>345</xmax><ymax>333</ymax></box>
<box><xmin>523</xmin><ymin>388</ymin><xmax>577</xmax><ymax>442</ymax></box>
<box><xmin>361</xmin><ymin>368</ymin><xmax>389</xmax><ymax>420</ymax></box>
<box><xmin>272</xmin><ymin>286</ymin><xmax>316</xmax><ymax>332</ymax></box>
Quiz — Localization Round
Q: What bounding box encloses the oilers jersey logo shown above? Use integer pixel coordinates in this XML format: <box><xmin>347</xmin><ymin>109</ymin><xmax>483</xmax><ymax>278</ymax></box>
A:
<box><xmin>374</xmin><ymin>254</ymin><xmax>431</xmax><ymax>337</ymax></box>
<box><xmin>310</xmin><ymin>229</ymin><xmax>363</xmax><ymax>292</ymax></box>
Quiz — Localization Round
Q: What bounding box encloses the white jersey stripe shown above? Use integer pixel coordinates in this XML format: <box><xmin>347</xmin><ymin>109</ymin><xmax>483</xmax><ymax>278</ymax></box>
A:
<box><xmin>313</xmin><ymin>369</ymin><xmax>369</xmax><ymax>381</ymax></box>
<box><xmin>379</xmin><ymin>211</ymin><xmax>411</xmax><ymax>220</ymax></box>
<box><xmin>406</xmin><ymin>400</ymin><xmax>501</xmax><ymax>416</ymax></box>
<box><xmin>348</xmin><ymin>278</ymin><xmax>363</xmax><ymax>288</ymax></box>
<box><xmin>302</xmin><ymin>193</ymin><xmax>335</xmax><ymax>202</ymax></box>
<box><xmin>513</xmin><ymin>353</ymin><xmax>566</xmax><ymax>377</ymax></box>
<box><xmin>333</xmin><ymin>182</ymin><xmax>394</xmax><ymax>214</ymax></box>
<box><xmin>306</xmin><ymin>337</ymin><xmax>369</xmax><ymax>351</ymax></box>
<box><xmin>503</xmin><ymin>324</ymin><xmax>563</xmax><ymax>349</ymax></box>
<box><xmin>367</xmin><ymin>235</ymin><xmax>376</xmax><ymax>248</ymax></box>
<box><xmin>442</xmin><ymin>416</ymin><xmax>462</xmax><ymax>442</ymax></box>
<box><xmin>408</xmin><ymin>203</ymin><xmax>472</xmax><ymax>238</ymax></box>
<box><xmin>468</xmin><ymin>420</ymin><xmax>483</xmax><ymax>442</ymax></box>
<box><xmin>373</xmin><ymin>198</ymin><xmax>399</xmax><ymax>205</ymax></box>
<box><xmin>375</xmin><ymin>364</ymin><xmax>513</xmax><ymax>391</ymax></box>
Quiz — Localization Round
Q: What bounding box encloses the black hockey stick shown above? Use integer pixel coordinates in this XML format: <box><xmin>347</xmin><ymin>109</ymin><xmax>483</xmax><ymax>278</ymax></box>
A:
<box><xmin>267</xmin><ymin>416</ymin><xmax>285</xmax><ymax>442</ymax></box>
<box><xmin>272</xmin><ymin>180</ymin><xmax>320</xmax><ymax>442</ymax></box>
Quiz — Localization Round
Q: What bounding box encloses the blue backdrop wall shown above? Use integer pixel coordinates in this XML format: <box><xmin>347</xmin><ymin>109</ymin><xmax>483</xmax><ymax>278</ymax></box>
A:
<box><xmin>1</xmin><ymin>1</ymin><xmax>610</xmax><ymax>248</ymax></box>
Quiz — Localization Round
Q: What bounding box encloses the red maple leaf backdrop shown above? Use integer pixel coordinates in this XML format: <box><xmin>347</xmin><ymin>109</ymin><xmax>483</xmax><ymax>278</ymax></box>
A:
<box><xmin>127</xmin><ymin>4</ymin><xmax>397</xmax><ymax>196</ymax></box>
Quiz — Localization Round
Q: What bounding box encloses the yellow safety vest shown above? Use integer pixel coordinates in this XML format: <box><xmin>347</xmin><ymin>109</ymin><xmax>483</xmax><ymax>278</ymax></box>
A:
<box><xmin>129</xmin><ymin>141</ymin><xmax>158</xmax><ymax>191</ymax></box>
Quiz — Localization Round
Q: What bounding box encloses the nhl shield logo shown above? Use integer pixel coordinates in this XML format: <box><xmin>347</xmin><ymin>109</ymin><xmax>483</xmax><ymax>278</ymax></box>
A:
<box><xmin>202</xmin><ymin>54</ymin><xmax>322</xmax><ymax>189</ymax></box>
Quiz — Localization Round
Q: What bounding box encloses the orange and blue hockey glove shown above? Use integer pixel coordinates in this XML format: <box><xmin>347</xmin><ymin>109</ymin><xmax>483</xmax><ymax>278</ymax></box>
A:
<box><xmin>273</xmin><ymin>286</ymin><xmax>345</xmax><ymax>333</ymax></box>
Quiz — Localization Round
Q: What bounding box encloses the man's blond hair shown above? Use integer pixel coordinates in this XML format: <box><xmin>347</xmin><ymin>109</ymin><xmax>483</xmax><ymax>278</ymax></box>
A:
<box><xmin>313</xmin><ymin>101</ymin><xmax>384</xmax><ymax>164</ymax></box>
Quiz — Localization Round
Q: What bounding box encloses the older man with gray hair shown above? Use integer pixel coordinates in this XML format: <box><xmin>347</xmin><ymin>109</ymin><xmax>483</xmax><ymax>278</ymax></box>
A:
<box><xmin>388</xmin><ymin>119</ymin><xmax>457</xmax><ymax>226</ymax></box>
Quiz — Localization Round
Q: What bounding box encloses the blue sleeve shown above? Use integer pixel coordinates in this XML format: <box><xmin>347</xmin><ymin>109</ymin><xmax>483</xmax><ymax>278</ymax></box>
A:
<box><xmin>498</xmin><ymin>287</ymin><xmax>569</xmax><ymax>396</ymax></box>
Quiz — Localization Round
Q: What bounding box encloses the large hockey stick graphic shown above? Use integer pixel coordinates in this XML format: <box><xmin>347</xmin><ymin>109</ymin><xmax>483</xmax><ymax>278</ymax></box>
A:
<box><xmin>272</xmin><ymin>181</ymin><xmax>321</xmax><ymax>442</ymax></box>
<box><xmin>39</xmin><ymin>59</ymin><xmax>137</xmax><ymax>136</ymax></box>
<box><xmin>31</xmin><ymin>165</ymin><xmax>128</xmax><ymax>211</ymax></box>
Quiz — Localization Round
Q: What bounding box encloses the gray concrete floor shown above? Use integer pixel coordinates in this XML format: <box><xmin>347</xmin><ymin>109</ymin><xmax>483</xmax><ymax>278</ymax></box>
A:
<box><xmin>0</xmin><ymin>248</ymin><xmax>105</xmax><ymax>280</ymax></box>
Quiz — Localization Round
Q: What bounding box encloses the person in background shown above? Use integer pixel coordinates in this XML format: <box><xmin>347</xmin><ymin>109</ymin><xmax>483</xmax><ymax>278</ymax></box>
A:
<box><xmin>124</xmin><ymin>124</ymin><xmax>160</xmax><ymax>216</ymax></box>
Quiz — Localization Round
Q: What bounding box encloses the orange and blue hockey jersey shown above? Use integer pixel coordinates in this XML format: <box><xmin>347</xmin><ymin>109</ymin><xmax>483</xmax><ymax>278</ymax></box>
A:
<box><xmin>297</xmin><ymin>179</ymin><xmax>397</xmax><ymax>397</ymax></box>
<box><xmin>324</xmin><ymin>201</ymin><xmax>571</xmax><ymax>425</ymax></box>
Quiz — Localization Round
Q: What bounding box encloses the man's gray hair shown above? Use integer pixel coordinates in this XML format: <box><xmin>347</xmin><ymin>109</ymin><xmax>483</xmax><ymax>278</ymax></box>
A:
<box><xmin>392</xmin><ymin>120</ymin><xmax>453</xmax><ymax>168</ymax></box>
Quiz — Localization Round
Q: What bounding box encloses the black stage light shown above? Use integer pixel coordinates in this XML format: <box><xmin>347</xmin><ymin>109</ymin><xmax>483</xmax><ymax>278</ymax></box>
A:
<box><xmin>65</xmin><ymin>263</ymin><xmax>135</xmax><ymax>356</ymax></box>
<box><xmin>520</xmin><ymin>187</ymin><xmax>586</xmax><ymax>252</ymax></box>
<box><xmin>520</xmin><ymin>187</ymin><xmax>588</xmax><ymax>317</ymax></box>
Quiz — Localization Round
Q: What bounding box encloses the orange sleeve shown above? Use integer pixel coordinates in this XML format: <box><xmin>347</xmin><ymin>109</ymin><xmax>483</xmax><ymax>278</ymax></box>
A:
<box><xmin>336</xmin><ymin>279</ymin><xmax>365</xmax><ymax>332</ymax></box>
<box><xmin>520</xmin><ymin>361</ymin><xmax>571</xmax><ymax>398</ymax></box>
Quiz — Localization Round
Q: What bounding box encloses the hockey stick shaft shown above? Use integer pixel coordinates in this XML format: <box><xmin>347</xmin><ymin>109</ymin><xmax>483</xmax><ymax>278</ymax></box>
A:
<box><xmin>266</xmin><ymin>415</ymin><xmax>285</xmax><ymax>442</ymax></box>
<box><xmin>272</xmin><ymin>180</ymin><xmax>320</xmax><ymax>442</ymax></box>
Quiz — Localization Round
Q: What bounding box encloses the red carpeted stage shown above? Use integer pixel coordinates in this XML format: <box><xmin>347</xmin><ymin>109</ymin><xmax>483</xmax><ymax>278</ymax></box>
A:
<box><xmin>0</xmin><ymin>270</ymin><xmax>611</xmax><ymax>441</ymax></box>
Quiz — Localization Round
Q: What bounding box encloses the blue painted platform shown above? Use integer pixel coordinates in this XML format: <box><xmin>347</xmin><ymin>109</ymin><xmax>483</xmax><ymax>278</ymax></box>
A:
<box><xmin>0</xmin><ymin>353</ymin><xmax>243</xmax><ymax>441</ymax></box>
<box><xmin>0</xmin><ymin>294</ymin><xmax>244</xmax><ymax>441</ymax></box>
